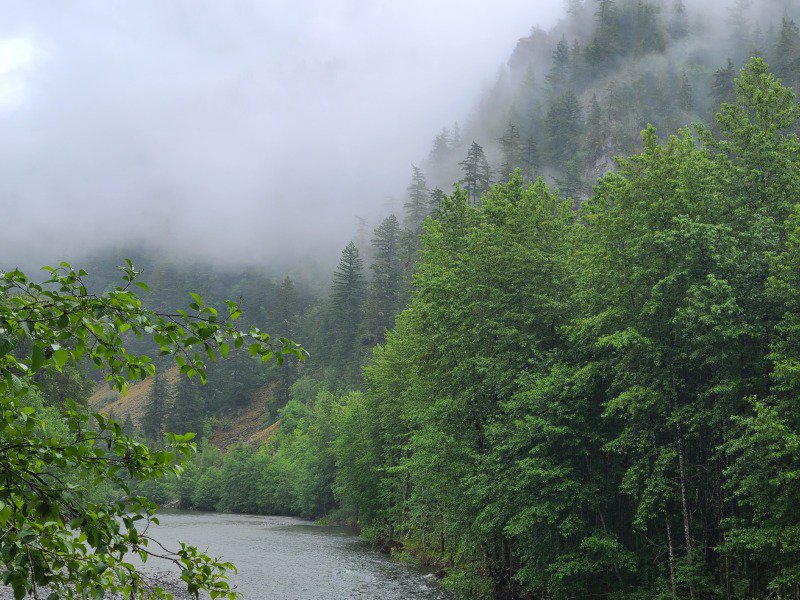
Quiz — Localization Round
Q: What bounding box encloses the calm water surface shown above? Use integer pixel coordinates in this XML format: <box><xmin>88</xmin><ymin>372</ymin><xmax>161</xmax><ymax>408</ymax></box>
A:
<box><xmin>140</xmin><ymin>511</ymin><xmax>452</xmax><ymax>600</ymax></box>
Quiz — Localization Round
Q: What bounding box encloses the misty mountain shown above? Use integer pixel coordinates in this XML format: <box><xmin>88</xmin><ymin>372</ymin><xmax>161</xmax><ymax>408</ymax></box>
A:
<box><xmin>414</xmin><ymin>0</ymin><xmax>800</xmax><ymax>204</ymax></box>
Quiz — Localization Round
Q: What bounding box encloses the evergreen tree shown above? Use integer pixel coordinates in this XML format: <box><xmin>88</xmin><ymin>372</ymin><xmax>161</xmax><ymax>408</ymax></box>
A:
<box><xmin>554</xmin><ymin>157</ymin><xmax>586</xmax><ymax>201</ymax></box>
<box><xmin>570</xmin><ymin>39</ymin><xmax>586</xmax><ymax>85</ymax></box>
<box><xmin>498</xmin><ymin>123</ymin><xmax>523</xmax><ymax>181</ymax></box>
<box><xmin>166</xmin><ymin>374</ymin><xmax>204</xmax><ymax>437</ymax></box>
<box><xmin>712</xmin><ymin>58</ymin><xmax>737</xmax><ymax>107</ymax></box>
<box><xmin>403</xmin><ymin>165</ymin><xmax>430</xmax><ymax>232</ymax></box>
<box><xmin>273</xmin><ymin>275</ymin><xmax>298</xmax><ymax>337</ymax></box>
<box><xmin>546</xmin><ymin>36</ymin><xmax>571</xmax><ymax>93</ymax></box>
<box><xmin>450</xmin><ymin>121</ymin><xmax>462</xmax><ymax>150</ymax></box>
<box><xmin>142</xmin><ymin>370</ymin><xmax>171</xmax><ymax>443</ymax></box>
<box><xmin>633</xmin><ymin>0</ymin><xmax>666</xmax><ymax>54</ymax></box>
<box><xmin>545</xmin><ymin>90</ymin><xmax>584</xmax><ymax>165</ymax></box>
<box><xmin>727</xmin><ymin>0</ymin><xmax>754</xmax><ymax>63</ymax></box>
<box><xmin>354</xmin><ymin>216</ymin><xmax>368</xmax><ymax>254</ymax></box>
<box><xmin>330</xmin><ymin>241</ymin><xmax>367</xmax><ymax>371</ymax></box>
<box><xmin>365</xmin><ymin>215</ymin><xmax>404</xmax><ymax>343</ymax></box>
<box><xmin>428</xmin><ymin>127</ymin><xmax>451</xmax><ymax>169</ymax></box>
<box><xmin>774</xmin><ymin>17</ymin><xmax>800</xmax><ymax>88</ymax></box>
<box><xmin>121</xmin><ymin>414</ymin><xmax>137</xmax><ymax>437</ymax></box>
<box><xmin>566</xmin><ymin>0</ymin><xmax>584</xmax><ymax>18</ymax></box>
<box><xmin>752</xmin><ymin>21</ymin><xmax>765</xmax><ymax>57</ymax></box>
<box><xmin>586</xmin><ymin>0</ymin><xmax>620</xmax><ymax>70</ymax></box>
<box><xmin>668</xmin><ymin>0</ymin><xmax>688</xmax><ymax>39</ymax></box>
<box><xmin>459</xmin><ymin>141</ymin><xmax>491</xmax><ymax>204</ymax></box>
<box><xmin>35</xmin><ymin>362</ymin><xmax>94</xmax><ymax>409</ymax></box>
<box><xmin>585</xmin><ymin>93</ymin><xmax>605</xmax><ymax>155</ymax></box>
<box><xmin>430</xmin><ymin>188</ymin><xmax>446</xmax><ymax>213</ymax></box>
<box><xmin>521</xmin><ymin>135</ymin><xmax>541</xmax><ymax>180</ymax></box>
<box><xmin>272</xmin><ymin>275</ymin><xmax>300</xmax><ymax>405</ymax></box>
<box><xmin>678</xmin><ymin>70</ymin><xmax>693</xmax><ymax>112</ymax></box>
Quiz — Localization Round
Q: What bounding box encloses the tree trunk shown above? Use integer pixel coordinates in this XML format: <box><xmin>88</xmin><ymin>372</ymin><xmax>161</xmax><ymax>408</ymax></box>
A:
<box><xmin>676</xmin><ymin>425</ymin><xmax>696</xmax><ymax>599</ymax></box>
<box><xmin>667</xmin><ymin>514</ymin><xmax>678</xmax><ymax>599</ymax></box>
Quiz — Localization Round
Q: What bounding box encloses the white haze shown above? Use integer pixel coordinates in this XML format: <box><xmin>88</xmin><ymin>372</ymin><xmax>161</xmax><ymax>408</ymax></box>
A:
<box><xmin>0</xmin><ymin>1</ymin><xmax>562</xmax><ymax>270</ymax></box>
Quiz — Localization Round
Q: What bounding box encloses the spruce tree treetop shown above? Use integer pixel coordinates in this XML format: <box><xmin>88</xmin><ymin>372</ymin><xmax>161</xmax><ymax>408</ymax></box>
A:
<box><xmin>404</xmin><ymin>165</ymin><xmax>430</xmax><ymax>233</ymax></box>
<box><xmin>774</xmin><ymin>17</ymin><xmax>800</xmax><ymax>88</ymax></box>
<box><xmin>498</xmin><ymin>124</ymin><xmax>523</xmax><ymax>181</ymax></box>
<box><xmin>668</xmin><ymin>0</ymin><xmax>688</xmax><ymax>39</ymax></box>
<box><xmin>142</xmin><ymin>369</ymin><xmax>171</xmax><ymax>444</ymax></box>
<box><xmin>329</xmin><ymin>241</ymin><xmax>367</xmax><ymax>372</ymax></box>
<box><xmin>273</xmin><ymin>275</ymin><xmax>299</xmax><ymax>337</ymax></box>
<box><xmin>546</xmin><ymin>36</ymin><xmax>571</xmax><ymax>93</ymax></box>
<box><xmin>332</xmin><ymin>242</ymin><xmax>366</xmax><ymax>307</ymax></box>
<box><xmin>713</xmin><ymin>59</ymin><xmax>737</xmax><ymax>106</ymax></box>
<box><xmin>365</xmin><ymin>216</ymin><xmax>404</xmax><ymax>343</ymax></box>
<box><xmin>459</xmin><ymin>141</ymin><xmax>491</xmax><ymax>205</ymax></box>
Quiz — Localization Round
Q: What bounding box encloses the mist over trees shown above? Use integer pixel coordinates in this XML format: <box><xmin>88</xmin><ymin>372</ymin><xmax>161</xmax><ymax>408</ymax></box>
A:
<box><xmin>7</xmin><ymin>0</ymin><xmax>800</xmax><ymax>598</ymax></box>
<box><xmin>135</xmin><ymin>55</ymin><xmax>800</xmax><ymax>598</ymax></box>
<box><xmin>414</xmin><ymin>0</ymin><xmax>800</xmax><ymax>204</ymax></box>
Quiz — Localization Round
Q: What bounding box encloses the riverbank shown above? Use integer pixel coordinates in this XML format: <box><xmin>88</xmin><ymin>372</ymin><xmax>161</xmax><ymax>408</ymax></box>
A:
<box><xmin>137</xmin><ymin>511</ymin><xmax>451</xmax><ymax>599</ymax></box>
<box><xmin>0</xmin><ymin>512</ymin><xmax>451</xmax><ymax>599</ymax></box>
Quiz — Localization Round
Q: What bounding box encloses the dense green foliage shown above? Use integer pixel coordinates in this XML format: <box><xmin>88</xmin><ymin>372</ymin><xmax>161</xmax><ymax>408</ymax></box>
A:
<box><xmin>12</xmin><ymin>2</ymin><xmax>800</xmax><ymax>599</ymax></box>
<box><xmin>0</xmin><ymin>262</ymin><xmax>304</xmax><ymax>598</ymax></box>
<box><xmin>156</xmin><ymin>59</ymin><xmax>800</xmax><ymax>598</ymax></box>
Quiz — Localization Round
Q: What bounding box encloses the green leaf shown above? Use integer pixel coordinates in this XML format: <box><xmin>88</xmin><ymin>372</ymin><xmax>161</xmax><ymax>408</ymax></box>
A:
<box><xmin>0</xmin><ymin>502</ymin><xmax>13</xmax><ymax>526</ymax></box>
<box><xmin>53</xmin><ymin>348</ymin><xmax>69</xmax><ymax>371</ymax></box>
<box><xmin>31</xmin><ymin>344</ymin><xmax>46</xmax><ymax>372</ymax></box>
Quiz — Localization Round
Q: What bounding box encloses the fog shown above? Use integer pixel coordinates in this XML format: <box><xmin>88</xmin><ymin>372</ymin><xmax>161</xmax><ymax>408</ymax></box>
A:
<box><xmin>0</xmin><ymin>1</ymin><xmax>563</xmax><ymax>270</ymax></box>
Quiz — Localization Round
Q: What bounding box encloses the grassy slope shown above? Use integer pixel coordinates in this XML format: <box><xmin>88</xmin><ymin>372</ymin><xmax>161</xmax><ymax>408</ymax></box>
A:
<box><xmin>90</xmin><ymin>371</ymin><xmax>280</xmax><ymax>449</ymax></box>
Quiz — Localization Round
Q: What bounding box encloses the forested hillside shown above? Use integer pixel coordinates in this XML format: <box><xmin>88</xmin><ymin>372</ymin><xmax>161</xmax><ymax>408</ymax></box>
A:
<box><xmin>13</xmin><ymin>1</ymin><xmax>800</xmax><ymax>598</ymax></box>
<box><xmin>420</xmin><ymin>0</ymin><xmax>800</xmax><ymax>201</ymax></box>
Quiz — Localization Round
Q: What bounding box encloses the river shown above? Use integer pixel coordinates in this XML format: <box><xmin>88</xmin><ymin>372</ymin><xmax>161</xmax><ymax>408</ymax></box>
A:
<box><xmin>136</xmin><ymin>511</ymin><xmax>452</xmax><ymax>599</ymax></box>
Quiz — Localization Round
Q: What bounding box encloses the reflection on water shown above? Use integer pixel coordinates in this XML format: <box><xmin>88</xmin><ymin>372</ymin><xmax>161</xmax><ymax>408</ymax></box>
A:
<box><xmin>140</xmin><ymin>511</ymin><xmax>452</xmax><ymax>600</ymax></box>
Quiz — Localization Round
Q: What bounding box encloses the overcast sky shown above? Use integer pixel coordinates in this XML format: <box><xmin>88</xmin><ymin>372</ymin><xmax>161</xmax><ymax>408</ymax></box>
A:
<box><xmin>0</xmin><ymin>1</ymin><xmax>563</xmax><ymax>269</ymax></box>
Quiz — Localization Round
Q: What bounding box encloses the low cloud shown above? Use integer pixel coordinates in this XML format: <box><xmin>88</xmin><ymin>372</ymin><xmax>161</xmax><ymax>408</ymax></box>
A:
<box><xmin>0</xmin><ymin>1</ymin><xmax>562</xmax><ymax>271</ymax></box>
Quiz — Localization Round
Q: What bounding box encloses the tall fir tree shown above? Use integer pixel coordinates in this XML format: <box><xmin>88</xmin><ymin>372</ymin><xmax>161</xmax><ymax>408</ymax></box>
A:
<box><xmin>498</xmin><ymin>124</ymin><xmax>523</xmax><ymax>181</ymax></box>
<box><xmin>165</xmin><ymin>374</ymin><xmax>204</xmax><ymax>437</ymax></box>
<box><xmin>521</xmin><ymin>135</ymin><xmax>541</xmax><ymax>181</ymax></box>
<box><xmin>546</xmin><ymin>37</ymin><xmax>572</xmax><ymax>94</ymax></box>
<box><xmin>678</xmin><ymin>70</ymin><xmax>693</xmax><ymax>113</ymax></box>
<box><xmin>404</xmin><ymin>165</ymin><xmax>430</xmax><ymax>233</ymax></box>
<box><xmin>430</xmin><ymin>188</ymin><xmax>446</xmax><ymax>213</ymax></box>
<box><xmin>273</xmin><ymin>275</ymin><xmax>299</xmax><ymax>337</ymax></box>
<box><xmin>727</xmin><ymin>0</ymin><xmax>754</xmax><ymax>63</ymax></box>
<box><xmin>141</xmin><ymin>370</ymin><xmax>171</xmax><ymax>444</ymax></box>
<box><xmin>273</xmin><ymin>275</ymin><xmax>300</xmax><ymax>405</ymax></box>
<box><xmin>668</xmin><ymin>0</ymin><xmax>688</xmax><ymax>39</ymax></box>
<box><xmin>450</xmin><ymin>121</ymin><xmax>462</xmax><ymax>150</ymax></box>
<box><xmin>365</xmin><ymin>215</ymin><xmax>404</xmax><ymax>344</ymax></box>
<box><xmin>546</xmin><ymin>90</ymin><xmax>584</xmax><ymax>165</ymax></box>
<box><xmin>566</xmin><ymin>0</ymin><xmax>583</xmax><ymax>17</ymax></box>
<box><xmin>712</xmin><ymin>58</ymin><xmax>737</xmax><ymax>107</ymax></box>
<box><xmin>428</xmin><ymin>127</ymin><xmax>451</xmax><ymax>171</ymax></box>
<box><xmin>330</xmin><ymin>241</ymin><xmax>367</xmax><ymax>372</ymax></box>
<box><xmin>774</xmin><ymin>17</ymin><xmax>800</xmax><ymax>88</ymax></box>
<box><xmin>585</xmin><ymin>93</ymin><xmax>605</xmax><ymax>155</ymax></box>
<box><xmin>554</xmin><ymin>157</ymin><xmax>586</xmax><ymax>201</ymax></box>
<box><xmin>586</xmin><ymin>0</ymin><xmax>620</xmax><ymax>69</ymax></box>
<box><xmin>459</xmin><ymin>141</ymin><xmax>491</xmax><ymax>205</ymax></box>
